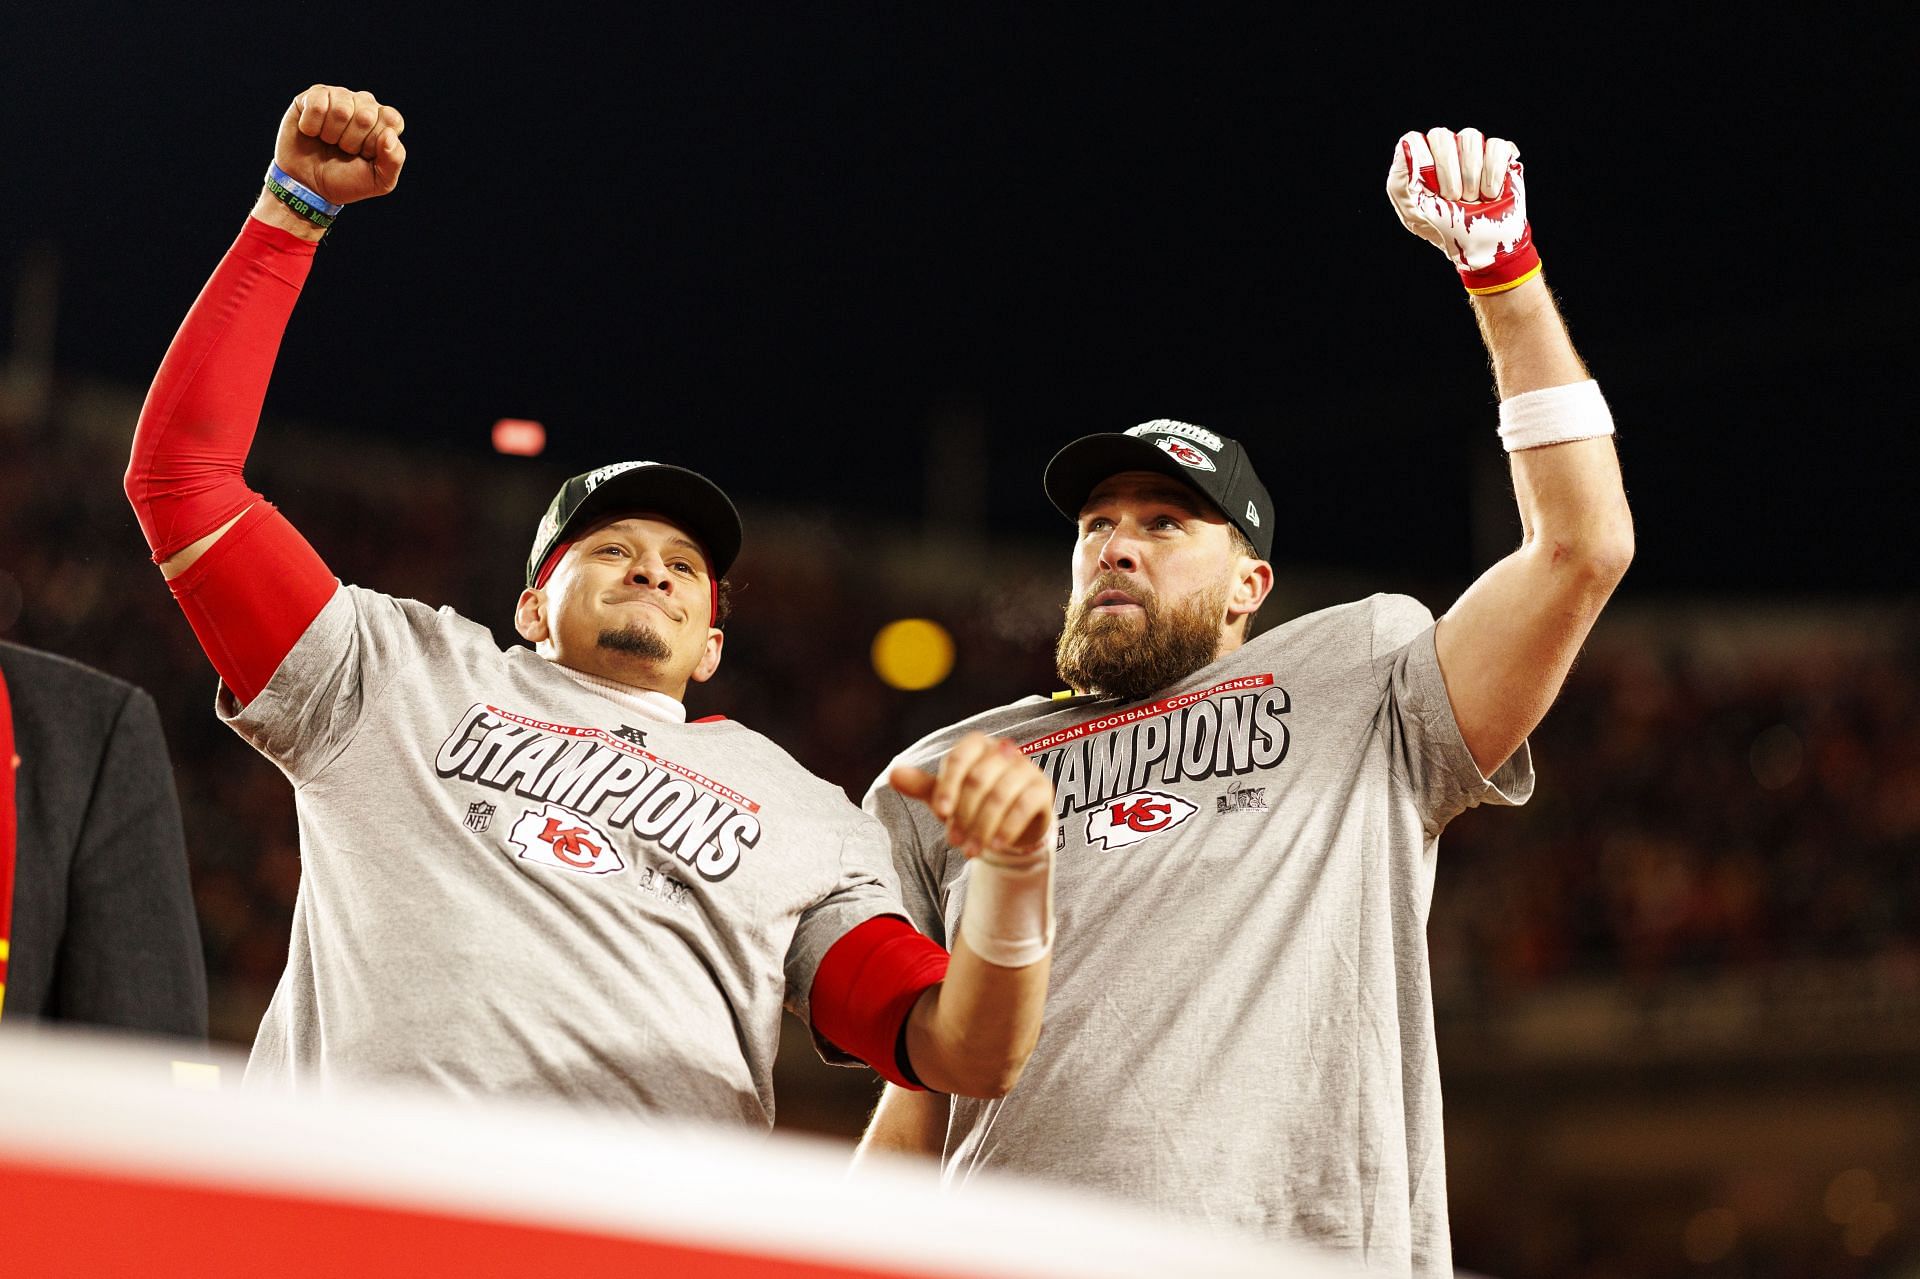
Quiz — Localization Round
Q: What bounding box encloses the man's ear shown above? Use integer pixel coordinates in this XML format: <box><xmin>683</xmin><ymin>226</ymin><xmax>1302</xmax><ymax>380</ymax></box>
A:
<box><xmin>689</xmin><ymin>627</ymin><xmax>725</xmax><ymax>684</ymax></box>
<box><xmin>514</xmin><ymin>587</ymin><xmax>550</xmax><ymax>644</ymax></box>
<box><xmin>1227</xmin><ymin>558</ymin><xmax>1274</xmax><ymax>621</ymax></box>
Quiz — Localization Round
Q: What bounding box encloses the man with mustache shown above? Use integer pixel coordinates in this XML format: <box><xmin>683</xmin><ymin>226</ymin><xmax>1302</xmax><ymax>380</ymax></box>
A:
<box><xmin>123</xmin><ymin>84</ymin><xmax>1057</xmax><ymax>1120</ymax></box>
<box><xmin>858</xmin><ymin>127</ymin><xmax>1633</xmax><ymax>1276</ymax></box>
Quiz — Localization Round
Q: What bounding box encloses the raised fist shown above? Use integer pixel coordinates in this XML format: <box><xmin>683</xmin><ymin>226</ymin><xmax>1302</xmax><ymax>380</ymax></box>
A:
<box><xmin>1386</xmin><ymin>127</ymin><xmax>1540</xmax><ymax>295</ymax></box>
<box><xmin>273</xmin><ymin>85</ymin><xmax>407</xmax><ymax>207</ymax></box>
<box><xmin>891</xmin><ymin>734</ymin><xmax>1055</xmax><ymax>861</ymax></box>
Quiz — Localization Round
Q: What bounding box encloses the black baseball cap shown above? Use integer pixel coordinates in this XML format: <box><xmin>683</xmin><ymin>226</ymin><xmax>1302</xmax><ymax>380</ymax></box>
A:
<box><xmin>1043</xmin><ymin>420</ymin><xmax>1274</xmax><ymax>560</ymax></box>
<box><xmin>526</xmin><ymin>461</ymin><xmax>743</xmax><ymax>589</ymax></box>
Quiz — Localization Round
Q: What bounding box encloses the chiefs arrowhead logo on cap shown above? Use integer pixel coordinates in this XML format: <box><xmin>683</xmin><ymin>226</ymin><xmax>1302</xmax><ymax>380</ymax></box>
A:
<box><xmin>1155</xmin><ymin>438</ymin><xmax>1217</xmax><ymax>472</ymax></box>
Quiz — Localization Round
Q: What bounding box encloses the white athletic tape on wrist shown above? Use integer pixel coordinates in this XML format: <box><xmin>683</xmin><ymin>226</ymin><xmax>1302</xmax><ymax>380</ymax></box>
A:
<box><xmin>1497</xmin><ymin>379</ymin><xmax>1615</xmax><ymax>453</ymax></box>
<box><xmin>959</xmin><ymin>853</ymin><xmax>1055</xmax><ymax>968</ymax></box>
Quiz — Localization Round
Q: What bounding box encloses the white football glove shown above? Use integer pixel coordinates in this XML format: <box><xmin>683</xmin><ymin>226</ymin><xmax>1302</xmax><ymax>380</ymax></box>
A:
<box><xmin>1386</xmin><ymin>127</ymin><xmax>1541</xmax><ymax>295</ymax></box>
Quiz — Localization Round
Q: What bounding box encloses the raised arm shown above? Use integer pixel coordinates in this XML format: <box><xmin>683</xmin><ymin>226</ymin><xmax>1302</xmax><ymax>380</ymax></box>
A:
<box><xmin>124</xmin><ymin>86</ymin><xmax>407</xmax><ymax>704</ymax></box>
<box><xmin>1386</xmin><ymin>127</ymin><xmax>1634</xmax><ymax>774</ymax></box>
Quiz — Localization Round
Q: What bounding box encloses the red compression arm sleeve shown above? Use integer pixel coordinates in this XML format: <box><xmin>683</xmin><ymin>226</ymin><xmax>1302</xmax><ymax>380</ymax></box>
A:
<box><xmin>125</xmin><ymin>219</ymin><xmax>337</xmax><ymax>704</ymax></box>
<box><xmin>810</xmin><ymin>916</ymin><xmax>951</xmax><ymax>1091</ymax></box>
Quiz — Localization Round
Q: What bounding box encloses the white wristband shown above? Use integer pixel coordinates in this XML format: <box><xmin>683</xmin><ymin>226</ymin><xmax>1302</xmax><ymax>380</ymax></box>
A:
<box><xmin>958</xmin><ymin>853</ymin><xmax>1055</xmax><ymax>968</ymax></box>
<box><xmin>1497</xmin><ymin>379</ymin><xmax>1615</xmax><ymax>452</ymax></box>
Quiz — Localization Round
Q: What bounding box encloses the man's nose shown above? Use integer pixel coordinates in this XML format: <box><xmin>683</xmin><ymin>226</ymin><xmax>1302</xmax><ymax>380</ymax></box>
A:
<box><xmin>1097</xmin><ymin>528</ymin><xmax>1139</xmax><ymax>573</ymax></box>
<box><xmin>628</xmin><ymin>555</ymin><xmax>675</xmax><ymax>590</ymax></box>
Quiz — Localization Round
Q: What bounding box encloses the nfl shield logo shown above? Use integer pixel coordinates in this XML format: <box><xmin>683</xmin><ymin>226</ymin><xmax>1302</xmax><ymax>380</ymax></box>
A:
<box><xmin>464</xmin><ymin>801</ymin><xmax>496</xmax><ymax>833</ymax></box>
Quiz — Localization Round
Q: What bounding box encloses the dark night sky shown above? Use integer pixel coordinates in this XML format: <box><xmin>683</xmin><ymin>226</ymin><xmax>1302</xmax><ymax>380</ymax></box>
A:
<box><xmin>6</xmin><ymin>7</ymin><xmax>1911</xmax><ymax>594</ymax></box>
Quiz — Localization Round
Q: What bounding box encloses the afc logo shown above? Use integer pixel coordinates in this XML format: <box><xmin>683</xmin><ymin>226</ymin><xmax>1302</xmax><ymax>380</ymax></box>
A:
<box><xmin>508</xmin><ymin>802</ymin><xmax>627</xmax><ymax>876</ymax></box>
<box><xmin>1084</xmin><ymin>789</ymin><xmax>1199</xmax><ymax>851</ymax></box>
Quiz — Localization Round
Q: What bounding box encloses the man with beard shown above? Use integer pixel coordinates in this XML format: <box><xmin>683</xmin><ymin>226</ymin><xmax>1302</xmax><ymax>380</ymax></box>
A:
<box><xmin>856</xmin><ymin>127</ymin><xmax>1633</xmax><ymax>1275</ymax></box>
<box><xmin>122</xmin><ymin>84</ymin><xmax>1058</xmax><ymax>1120</ymax></box>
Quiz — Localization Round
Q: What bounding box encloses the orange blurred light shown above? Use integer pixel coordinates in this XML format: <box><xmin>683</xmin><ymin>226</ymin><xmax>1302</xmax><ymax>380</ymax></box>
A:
<box><xmin>492</xmin><ymin>419</ymin><xmax>546</xmax><ymax>456</ymax></box>
<box><xmin>872</xmin><ymin>618</ymin><xmax>955</xmax><ymax>691</ymax></box>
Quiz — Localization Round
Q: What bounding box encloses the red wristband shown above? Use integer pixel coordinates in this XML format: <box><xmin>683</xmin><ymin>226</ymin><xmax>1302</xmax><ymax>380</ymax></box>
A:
<box><xmin>1461</xmin><ymin>237</ymin><xmax>1542</xmax><ymax>295</ymax></box>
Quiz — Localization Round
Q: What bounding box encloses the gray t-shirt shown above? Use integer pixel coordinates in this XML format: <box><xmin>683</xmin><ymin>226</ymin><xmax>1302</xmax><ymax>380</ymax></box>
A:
<box><xmin>865</xmin><ymin>594</ymin><xmax>1532</xmax><ymax>1275</ymax></box>
<box><xmin>222</xmin><ymin>585</ymin><xmax>903</xmax><ymax>1127</ymax></box>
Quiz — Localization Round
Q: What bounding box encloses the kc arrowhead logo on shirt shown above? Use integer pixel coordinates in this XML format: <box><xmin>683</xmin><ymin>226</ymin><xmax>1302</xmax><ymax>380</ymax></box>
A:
<box><xmin>1084</xmin><ymin>789</ymin><xmax>1198</xmax><ymax>851</ymax></box>
<box><xmin>509</xmin><ymin>802</ymin><xmax>626</xmax><ymax>876</ymax></box>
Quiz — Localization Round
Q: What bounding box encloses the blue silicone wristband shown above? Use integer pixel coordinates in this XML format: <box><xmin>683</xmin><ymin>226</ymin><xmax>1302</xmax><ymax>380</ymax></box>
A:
<box><xmin>266</xmin><ymin>161</ymin><xmax>343</xmax><ymax>217</ymax></box>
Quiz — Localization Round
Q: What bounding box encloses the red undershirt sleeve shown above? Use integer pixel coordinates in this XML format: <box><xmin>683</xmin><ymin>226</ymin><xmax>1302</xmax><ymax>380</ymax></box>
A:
<box><xmin>809</xmin><ymin>915</ymin><xmax>951</xmax><ymax>1091</ymax></box>
<box><xmin>124</xmin><ymin>219</ymin><xmax>337</xmax><ymax>705</ymax></box>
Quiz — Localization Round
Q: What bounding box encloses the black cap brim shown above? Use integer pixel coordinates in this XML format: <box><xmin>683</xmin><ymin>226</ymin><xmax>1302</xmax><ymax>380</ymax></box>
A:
<box><xmin>1043</xmin><ymin>433</ymin><xmax>1218</xmax><ymax>524</ymax></box>
<box><xmin>532</xmin><ymin>464</ymin><xmax>743</xmax><ymax>587</ymax></box>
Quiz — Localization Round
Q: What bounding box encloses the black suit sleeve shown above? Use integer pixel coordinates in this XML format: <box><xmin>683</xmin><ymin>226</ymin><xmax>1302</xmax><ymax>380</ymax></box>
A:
<box><xmin>55</xmin><ymin>687</ymin><xmax>208</xmax><ymax>1038</ymax></box>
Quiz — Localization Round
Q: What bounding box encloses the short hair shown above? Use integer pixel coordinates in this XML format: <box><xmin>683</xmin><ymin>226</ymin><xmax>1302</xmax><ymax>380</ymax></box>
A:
<box><xmin>713</xmin><ymin>576</ymin><xmax>735</xmax><ymax>628</ymax></box>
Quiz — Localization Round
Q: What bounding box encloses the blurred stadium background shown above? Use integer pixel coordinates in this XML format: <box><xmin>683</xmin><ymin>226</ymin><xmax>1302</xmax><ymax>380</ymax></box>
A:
<box><xmin>4</xmin><ymin>10</ymin><xmax>1913</xmax><ymax>1276</ymax></box>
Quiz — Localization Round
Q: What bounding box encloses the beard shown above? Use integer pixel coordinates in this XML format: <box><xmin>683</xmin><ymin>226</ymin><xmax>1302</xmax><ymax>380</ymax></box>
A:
<box><xmin>596</xmin><ymin>622</ymin><xmax>673</xmax><ymax>662</ymax></box>
<box><xmin>1054</xmin><ymin>572</ymin><xmax>1227</xmax><ymax>704</ymax></box>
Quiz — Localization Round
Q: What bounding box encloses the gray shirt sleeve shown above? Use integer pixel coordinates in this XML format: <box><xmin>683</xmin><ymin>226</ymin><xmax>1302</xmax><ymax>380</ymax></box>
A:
<box><xmin>782</xmin><ymin>812</ymin><xmax>915</xmax><ymax>1066</ymax></box>
<box><xmin>218</xmin><ymin>584</ymin><xmax>451</xmax><ymax>785</ymax></box>
<box><xmin>1372</xmin><ymin>594</ymin><xmax>1534</xmax><ymax>834</ymax></box>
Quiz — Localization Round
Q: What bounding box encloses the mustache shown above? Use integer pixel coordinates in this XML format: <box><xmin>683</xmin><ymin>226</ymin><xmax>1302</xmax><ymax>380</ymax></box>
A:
<box><xmin>1068</xmin><ymin>571</ymin><xmax>1157</xmax><ymax>619</ymax></box>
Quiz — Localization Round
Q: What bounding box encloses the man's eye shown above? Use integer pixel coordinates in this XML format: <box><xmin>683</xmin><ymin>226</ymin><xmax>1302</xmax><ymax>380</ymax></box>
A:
<box><xmin>671</xmin><ymin>562</ymin><xmax>695</xmax><ymax>575</ymax></box>
<box><xmin>1153</xmin><ymin>516</ymin><xmax>1181</xmax><ymax>530</ymax></box>
<box><xmin>597</xmin><ymin>545</ymin><xmax>626</xmax><ymax>556</ymax></box>
<box><xmin>1084</xmin><ymin>519</ymin><xmax>1112</xmax><ymax>534</ymax></box>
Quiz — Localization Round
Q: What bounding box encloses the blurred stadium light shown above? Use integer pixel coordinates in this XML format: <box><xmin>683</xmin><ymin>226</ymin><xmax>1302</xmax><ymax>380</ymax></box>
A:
<box><xmin>491</xmin><ymin>418</ymin><xmax>546</xmax><ymax>457</ymax></box>
<box><xmin>871</xmin><ymin>618</ymin><xmax>956</xmax><ymax>691</ymax></box>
